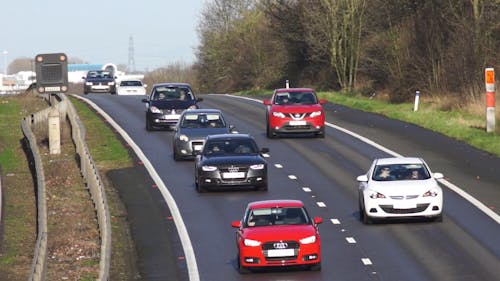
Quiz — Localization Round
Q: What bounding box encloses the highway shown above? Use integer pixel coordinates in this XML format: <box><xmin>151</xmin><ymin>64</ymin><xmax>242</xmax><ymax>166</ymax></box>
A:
<box><xmin>81</xmin><ymin>93</ymin><xmax>500</xmax><ymax>281</ymax></box>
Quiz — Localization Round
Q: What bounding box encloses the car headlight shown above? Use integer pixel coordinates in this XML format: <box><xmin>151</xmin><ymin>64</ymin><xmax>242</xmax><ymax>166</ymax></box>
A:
<box><xmin>310</xmin><ymin>111</ymin><xmax>322</xmax><ymax>117</ymax></box>
<box><xmin>201</xmin><ymin>165</ymin><xmax>217</xmax><ymax>172</ymax></box>
<box><xmin>179</xmin><ymin>134</ymin><xmax>189</xmax><ymax>142</ymax></box>
<box><xmin>150</xmin><ymin>106</ymin><xmax>162</xmax><ymax>114</ymax></box>
<box><xmin>423</xmin><ymin>189</ymin><xmax>439</xmax><ymax>197</ymax></box>
<box><xmin>272</xmin><ymin>112</ymin><xmax>286</xmax><ymax>118</ymax></box>
<box><xmin>85</xmin><ymin>82</ymin><xmax>92</xmax><ymax>85</ymax></box>
<box><xmin>300</xmin><ymin>235</ymin><xmax>316</xmax><ymax>244</ymax></box>
<box><xmin>244</xmin><ymin>239</ymin><xmax>261</xmax><ymax>247</ymax></box>
<box><xmin>367</xmin><ymin>190</ymin><xmax>386</xmax><ymax>199</ymax></box>
<box><xmin>250</xmin><ymin>164</ymin><xmax>264</xmax><ymax>170</ymax></box>
<box><xmin>108</xmin><ymin>82</ymin><xmax>115</xmax><ymax>85</ymax></box>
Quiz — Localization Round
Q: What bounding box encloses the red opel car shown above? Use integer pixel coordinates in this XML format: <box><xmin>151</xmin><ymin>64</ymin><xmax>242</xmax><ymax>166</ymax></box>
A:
<box><xmin>231</xmin><ymin>200</ymin><xmax>323</xmax><ymax>273</ymax></box>
<box><xmin>263</xmin><ymin>88</ymin><xmax>327</xmax><ymax>138</ymax></box>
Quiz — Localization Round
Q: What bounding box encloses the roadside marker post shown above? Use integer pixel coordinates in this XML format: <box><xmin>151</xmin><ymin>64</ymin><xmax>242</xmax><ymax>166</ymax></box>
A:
<box><xmin>485</xmin><ymin>68</ymin><xmax>496</xmax><ymax>133</ymax></box>
<box><xmin>413</xmin><ymin>90</ymin><xmax>420</xmax><ymax>112</ymax></box>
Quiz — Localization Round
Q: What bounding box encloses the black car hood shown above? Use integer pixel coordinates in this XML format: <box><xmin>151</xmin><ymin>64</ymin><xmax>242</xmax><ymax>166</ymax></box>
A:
<box><xmin>178</xmin><ymin>127</ymin><xmax>231</xmax><ymax>139</ymax></box>
<box><xmin>201</xmin><ymin>155</ymin><xmax>266</xmax><ymax>166</ymax></box>
<box><xmin>150</xmin><ymin>100</ymin><xmax>197</xmax><ymax>110</ymax></box>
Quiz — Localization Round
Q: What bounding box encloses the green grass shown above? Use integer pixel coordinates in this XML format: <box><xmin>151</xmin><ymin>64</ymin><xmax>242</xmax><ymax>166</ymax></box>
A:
<box><xmin>69</xmin><ymin>96</ymin><xmax>131</xmax><ymax>168</ymax></box>
<box><xmin>0</xmin><ymin>100</ymin><xmax>23</xmax><ymax>171</ymax></box>
<box><xmin>237</xmin><ymin>90</ymin><xmax>500</xmax><ymax>157</ymax></box>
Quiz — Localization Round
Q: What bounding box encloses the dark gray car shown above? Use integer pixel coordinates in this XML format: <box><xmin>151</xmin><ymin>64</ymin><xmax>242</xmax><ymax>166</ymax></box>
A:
<box><xmin>172</xmin><ymin>109</ymin><xmax>236</xmax><ymax>160</ymax></box>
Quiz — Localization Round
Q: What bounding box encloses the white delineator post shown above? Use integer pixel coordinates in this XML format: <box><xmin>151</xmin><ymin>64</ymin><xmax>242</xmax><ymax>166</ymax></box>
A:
<box><xmin>413</xmin><ymin>90</ymin><xmax>420</xmax><ymax>111</ymax></box>
<box><xmin>485</xmin><ymin>68</ymin><xmax>496</xmax><ymax>133</ymax></box>
<box><xmin>48</xmin><ymin>107</ymin><xmax>61</xmax><ymax>154</ymax></box>
<box><xmin>285</xmin><ymin>80</ymin><xmax>289</xmax><ymax>89</ymax></box>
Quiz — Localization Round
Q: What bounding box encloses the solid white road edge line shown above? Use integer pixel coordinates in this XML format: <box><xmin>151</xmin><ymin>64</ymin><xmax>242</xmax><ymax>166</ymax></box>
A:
<box><xmin>72</xmin><ymin>95</ymin><xmax>200</xmax><ymax>281</ymax></box>
<box><xmin>222</xmin><ymin>94</ymin><xmax>500</xmax><ymax>224</ymax></box>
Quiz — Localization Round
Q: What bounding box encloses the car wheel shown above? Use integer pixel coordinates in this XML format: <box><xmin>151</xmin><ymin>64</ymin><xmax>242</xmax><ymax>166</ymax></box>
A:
<box><xmin>196</xmin><ymin>179</ymin><xmax>206</xmax><ymax>193</ymax></box>
<box><xmin>266</xmin><ymin>125</ymin><xmax>276</xmax><ymax>139</ymax></box>
<box><xmin>360</xmin><ymin>200</ymin><xmax>373</xmax><ymax>224</ymax></box>
<box><xmin>310</xmin><ymin>262</ymin><xmax>321</xmax><ymax>271</ymax></box>
<box><xmin>433</xmin><ymin>213</ymin><xmax>443</xmax><ymax>222</ymax></box>
<box><xmin>146</xmin><ymin>118</ymin><xmax>153</xmax><ymax>131</ymax></box>
<box><xmin>237</xmin><ymin>254</ymin><xmax>250</xmax><ymax>274</ymax></box>
<box><xmin>256</xmin><ymin>184</ymin><xmax>268</xmax><ymax>191</ymax></box>
<box><xmin>316</xmin><ymin>127</ymin><xmax>325</xmax><ymax>138</ymax></box>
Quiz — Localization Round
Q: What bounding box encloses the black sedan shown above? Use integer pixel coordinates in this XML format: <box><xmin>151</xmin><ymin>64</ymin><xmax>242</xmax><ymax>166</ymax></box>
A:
<box><xmin>172</xmin><ymin>109</ymin><xmax>236</xmax><ymax>160</ymax></box>
<box><xmin>194</xmin><ymin>134</ymin><xmax>269</xmax><ymax>192</ymax></box>
<box><xmin>142</xmin><ymin>83</ymin><xmax>203</xmax><ymax>131</ymax></box>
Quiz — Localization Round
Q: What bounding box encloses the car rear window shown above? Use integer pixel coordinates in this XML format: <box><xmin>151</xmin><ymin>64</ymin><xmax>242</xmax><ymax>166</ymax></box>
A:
<box><xmin>246</xmin><ymin>207</ymin><xmax>310</xmax><ymax>226</ymax></box>
<box><xmin>372</xmin><ymin>163</ymin><xmax>431</xmax><ymax>181</ymax></box>
<box><xmin>274</xmin><ymin>91</ymin><xmax>317</xmax><ymax>105</ymax></box>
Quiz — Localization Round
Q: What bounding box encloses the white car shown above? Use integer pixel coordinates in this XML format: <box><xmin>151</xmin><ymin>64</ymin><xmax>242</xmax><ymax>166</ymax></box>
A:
<box><xmin>116</xmin><ymin>80</ymin><xmax>147</xmax><ymax>95</ymax></box>
<box><xmin>356</xmin><ymin>157</ymin><xmax>443</xmax><ymax>223</ymax></box>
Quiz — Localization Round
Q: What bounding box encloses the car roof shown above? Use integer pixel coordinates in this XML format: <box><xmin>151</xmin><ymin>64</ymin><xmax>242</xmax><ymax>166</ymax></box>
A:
<box><xmin>248</xmin><ymin>200</ymin><xmax>304</xmax><ymax>210</ymax></box>
<box><xmin>206</xmin><ymin>133</ymin><xmax>252</xmax><ymax>140</ymax></box>
<box><xmin>275</xmin><ymin>88</ymin><xmax>315</xmax><ymax>93</ymax></box>
<box><xmin>152</xmin><ymin>82</ymin><xmax>192</xmax><ymax>88</ymax></box>
<box><xmin>375</xmin><ymin>157</ymin><xmax>424</xmax><ymax>165</ymax></box>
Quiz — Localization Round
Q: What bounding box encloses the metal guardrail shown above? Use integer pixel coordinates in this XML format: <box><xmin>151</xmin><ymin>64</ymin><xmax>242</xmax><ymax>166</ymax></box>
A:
<box><xmin>22</xmin><ymin>93</ymin><xmax>111</xmax><ymax>281</ymax></box>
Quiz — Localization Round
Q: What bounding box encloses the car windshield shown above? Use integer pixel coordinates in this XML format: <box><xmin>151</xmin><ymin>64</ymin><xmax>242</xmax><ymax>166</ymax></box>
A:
<box><xmin>153</xmin><ymin>86</ymin><xmax>193</xmax><ymax>101</ymax></box>
<box><xmin>120</xmin><ymin>80</ymin><xmax>142</xmax><ymax>87</ymax></box>
<box><xmin>203</xmin><ymin>138</ymin><xmax>258</xmax><ymax>155</ymax></box>
<box><xmin>87</xmin><ymin>71</ymin><xmax>112</xmax><ymax>79</ymax></box>
<box><xmin>181</xmin><ymin>113</ymin><xmax>226</xmax><ymax>128</ymax></box>
<box><xmin>372</xmin><ymin>163</ymin><xmax>431</xmax><ymax>181</ymax></box>
<box><xmin>274</xmin><ymin>91</ymin><xmax>317</xmax><ymax>105</ymax></box>
<box><xmin>246</xmin><ymin>207</ymin><xmax>310</xmax><ymax>227</ymax></box>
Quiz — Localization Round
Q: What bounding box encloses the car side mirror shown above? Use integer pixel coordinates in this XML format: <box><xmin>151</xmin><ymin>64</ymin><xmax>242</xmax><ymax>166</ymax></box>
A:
<box><xmin>229</xmin><ymin>125</ymin><xmax>238</xmax><ymax>133</ymax></box>
<box><xmin>144</xmin><ymin>84</ymin><xmax>148</xmax><ymax>88</ymax></box>
<box><xmin>231</xmin><ymin>221</ymin><xmax>241</xmax><ymax>228</ymax></box>
<box><xmin>319</xmin><ymin>99</ymin><xmax>327</xmax><ymax>105</ymax></box>
<box><xmin>263</xmin><ymin>99</ymin><xmax>271</xmax><ymax>106</ymax></box>
<box><xmin>433</xmin><ymin>172</ymin><xmax>444</xmax><ymax>180</ymax></box>
<box><xmin>313</xmin><ymin>217</ymin><xmax>323</xmax><ymax>225</ymax></box>
<box><xmin>260</xmin><ymin>147</ymin><xmax>269</xmax><ymax>154</ymax></box>
<box><xmin>356</xmin><ymin>175</ymin><xmax>368</xmax><ymax>182</ymax></box>
<box><xmin>141</xmin><ymin>98</ymin><xmax>149</xmax><ymax>103</ymax></box>
<box><xmin>197</xmin><ymin>97</ymin><xmax>204</xmax><ymax>102</ymax></box>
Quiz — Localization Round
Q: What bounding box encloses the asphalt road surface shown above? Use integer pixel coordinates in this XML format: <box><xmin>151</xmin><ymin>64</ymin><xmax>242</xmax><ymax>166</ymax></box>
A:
<box><xmin>79</xmin><ymin>93</ymin><xmax>500</xmax><ymax>281</ymax></box>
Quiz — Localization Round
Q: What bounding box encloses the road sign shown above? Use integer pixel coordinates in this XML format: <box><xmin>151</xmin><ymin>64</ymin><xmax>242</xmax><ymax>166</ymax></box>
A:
<box><xmin>35</xmin><ymin>53</ymin><xmax>68</xmax><ymax>93</ymax></box>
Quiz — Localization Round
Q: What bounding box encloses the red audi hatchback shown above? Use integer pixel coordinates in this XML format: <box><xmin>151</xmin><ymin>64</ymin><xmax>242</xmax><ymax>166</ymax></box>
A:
<box><xmin>263</xmin><ymin>88</ymin><xmax>327</xmax><ymax>138</ymax></box>
<box><xmin>231</xmin><ymin>200</ymin><xmax>323</xmax><ymax>273</ymax></box>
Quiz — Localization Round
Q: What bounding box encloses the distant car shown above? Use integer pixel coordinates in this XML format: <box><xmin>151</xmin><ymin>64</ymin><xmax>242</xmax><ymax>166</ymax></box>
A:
<box><xmin>263</xmin><ymin>88</ymin><xmax>327</xmax><ymax>138</ymax></box>
<box><xmin>83</xmin><ymin>70</ymin><xmax>116</xmax><ymax>95</ymax></box>
<box><xmin>194</xmin><ymin>134</ymin><xmax>268</xmax><ymax>192</ymax></box>
<box><xmin>356</xmin><ymin>157</ymin><xmax>444</xmax><ymax>224</ymax></box>
<box><xmin>231</xmin><ymin>199</ymin><xmax>323</xmax><ymax>273</ymax></box>
<box><xmin>116</xmin><ymin>79</ymin><xmax>147</xmax><ymax>95</ymax></box>
<box><xmin>141</xmin><ymin>83</ymin><xmax>203</xmax><ymax>131</ymax></box>
<box><xmin>172</xmin><ymin>109</ymin><xmax>236</xmax><ymax>160</ymax></box>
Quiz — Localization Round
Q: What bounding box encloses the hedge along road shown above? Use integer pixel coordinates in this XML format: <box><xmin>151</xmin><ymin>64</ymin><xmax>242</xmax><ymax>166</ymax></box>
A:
<box><xmin>75</xmin><ymin>93</ymin><xmax>499</xmax><ymax>281</ymax></box>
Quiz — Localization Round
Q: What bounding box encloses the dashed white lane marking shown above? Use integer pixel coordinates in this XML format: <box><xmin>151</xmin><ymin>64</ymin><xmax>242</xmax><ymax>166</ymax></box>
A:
<box><xmin>262</xmin><ymin>153</ymin><xmax>270</xmax><ymax>158</ymax></box>
<box><xmin>302</xmin><ymin>187</ymin><xmax>312</xmax><ymax>192</ymax></box>
<box><xmin>274</xmin><ymin>164</ymin><xmax>283</xmax><ymax>168</ymax></box>
<box><xmin>330</xmin><ymin>219</ymin><xmax>341</xmax><ymax>224</ymax></box>
<box><xmin>316</xmin><ymin>202</ymin><xmax>326</xmax><ymax>207</ymax></box>
<box><xmin>362</xmin><ymin>258</ymin><xmax>373</xmax><ymax>265</ymax></box>
<box><xmin>288</xmin><ymin>175</ymin><xmax>297</xmax><ymax>180</ymax></box>
<box><xmin>346</xmin><ymin>237</ymin><xmax>357</xmax><ymax>244</ymax></box>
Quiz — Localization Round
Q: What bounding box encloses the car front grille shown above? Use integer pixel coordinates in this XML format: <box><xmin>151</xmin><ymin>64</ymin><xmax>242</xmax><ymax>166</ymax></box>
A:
<box><xmin>262</xmin><ymin>241</ymin><xmax>299</xmax><ymax>261</ymax></box>
<box><xmin>379</xmin><ymin>203</ymin><xmax>430</xmax><ymax>214</ymax></box>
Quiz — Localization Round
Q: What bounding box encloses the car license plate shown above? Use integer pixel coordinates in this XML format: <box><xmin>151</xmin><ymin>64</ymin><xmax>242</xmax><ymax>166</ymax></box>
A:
<box><xmin>193</xmin><ymin>145</ymin><xmax>203</xmax><ymax>151</ymax></box>
<box><xmin>164</xmin><ymin>114</ymin><xmax>180</xmax><ymax>120</ymax></box>
<box><xmin>267</xmin><ymin>249</ymin><xmax>295</xmax><ymax>257</ymax></box>
<box><xmin>222</xmin><ymin>172</ymin><xmax>245</xmax><ymax>179</ymax></box>
<box><xmin>289</xmin><ymin>120</ymin><xmax>306</xmax><ymax>126</ymax></box>
<box><xmin>393</xmin><ymin>203</ymin><xmax>416</xmax><ymax>209</ymax></box>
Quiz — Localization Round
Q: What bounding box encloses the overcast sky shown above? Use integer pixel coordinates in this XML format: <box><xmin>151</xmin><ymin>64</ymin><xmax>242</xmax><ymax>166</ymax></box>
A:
<box><xmin>1</xmin><ymin>0</ymin><xmax>205</xmax><ymax>72</ymax></box>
